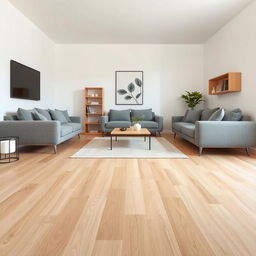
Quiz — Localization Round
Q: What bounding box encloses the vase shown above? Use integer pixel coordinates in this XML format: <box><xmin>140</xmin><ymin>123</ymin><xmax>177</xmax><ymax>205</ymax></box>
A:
<box><xmin>133</xmin><ymin>123</ymin><xmax>141</xmax><ymax>131</ymax></box>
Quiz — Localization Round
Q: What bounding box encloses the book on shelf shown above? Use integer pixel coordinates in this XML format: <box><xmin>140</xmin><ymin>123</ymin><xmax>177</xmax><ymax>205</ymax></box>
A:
<box><xmin>223</xmin><ymin>80</ymin><xmax>228</xmax><ymax>91</ymax></box>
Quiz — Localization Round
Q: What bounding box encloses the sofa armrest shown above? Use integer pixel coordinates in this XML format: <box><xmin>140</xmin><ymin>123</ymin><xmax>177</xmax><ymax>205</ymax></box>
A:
<box><xmin>101</xmin><ymin>116</ymin><xmax>109</xmax><ymax>132</ymax></box>
<box><xmin>172</xmin><ymin>116</ymin><xmax>184</xmax><ymax>123</ymax></box>
<box><xmin>155</xmin><ymin>115</ymin><xmax>163</xmax><ymax>132</ymax></box>
<box><xmin>195</xmin><ymin>121</ymin><xmax>256</xmax><ymax>147</ymax></box>
<box><xmin>0</xmin><ymin>121</ymin><xmax>61</xmax><ymax>145</ymax></box>
<box><xmin>69</xmin><ymin>116</ymin><xmax>81</xmax><ymax>123</ymax></box>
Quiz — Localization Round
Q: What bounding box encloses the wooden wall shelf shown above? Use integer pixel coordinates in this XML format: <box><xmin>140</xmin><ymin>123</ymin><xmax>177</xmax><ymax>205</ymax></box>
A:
<box><xmin>209</xmin><ymin>72</ymin><xmax>241</xmax><ymax>95</ymax></box>
<box><xmin>84</xmin><ymin>87</ymin><xmax>103</xmax><ymax>134</ymax></box>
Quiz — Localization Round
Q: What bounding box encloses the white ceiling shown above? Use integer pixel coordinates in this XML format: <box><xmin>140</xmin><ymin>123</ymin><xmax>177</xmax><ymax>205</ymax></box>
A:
<box><xmin>8</xmin><ymin>0</ymin><xmax>252</xmax><ymax>43</ymax></box>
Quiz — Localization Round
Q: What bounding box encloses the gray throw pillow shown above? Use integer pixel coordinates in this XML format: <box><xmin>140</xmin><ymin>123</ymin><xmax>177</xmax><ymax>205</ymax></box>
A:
<box><xmin>35</xmin><ymin>108</ymin><xmax>52</xmax><ymax>120</ymax></box>
<box><xmin>131</xmin><ymin>109</ymin><xmax>153</xmax><ymax>121</ymax></box>
<box><xmin>183</xmin><ymin>109</ymin><xmax>203</xmax><ymax>123</ymax></box>
<box><xmin>208</xmin><ymin>108</ymin><xmax>225</xmax><ymax>121</ymax></box>
<box><xmin>110</xmin><ymin>109</ymin><xmax>130</xmax><ymax>121</ymax></box>
<box><xmin>49</xmin><ymin>109</ymin><xmax>68</xmax><ymax>123</ymax></box>
<box><xmin>55</xmin><ymin>109</ymin><xmax>71</xmax><ymax>122</ymax></box>
<box><xmin>17</xmin><ymin>108</ymin><xmax>35</xmax><ymax>120</ymax></box>
<box><xmin>201</xmin><ymin>108</ymin><xmax>220</xmax><ymax>121</ymax></box>
<box><xmin>223</xmin><ymin>108</ymin><xmax>242</xmax><ymax>121</ymax></box>
<box><xmin>34</xmin><ymin>111</ymin><xmax>48</xmax><ymax>121</ymax></box>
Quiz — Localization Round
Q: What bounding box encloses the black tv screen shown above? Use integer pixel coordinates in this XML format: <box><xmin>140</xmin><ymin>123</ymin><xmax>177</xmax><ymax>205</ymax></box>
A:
<box><xmin>10</xmin><ymin>60</ymin><xmax>40</xmax><ymax>100</ymax></box>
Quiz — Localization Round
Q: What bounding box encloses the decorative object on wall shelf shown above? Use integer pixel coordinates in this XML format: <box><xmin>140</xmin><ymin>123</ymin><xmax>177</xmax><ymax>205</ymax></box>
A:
<box><xmin>84</xmin><ymin>87</ymin><xmax>104</xmax><ymax>135</ymax></box>
<box><xmin>209</xmin><ymin>72</ymin><xmax>241</xmax><ymax>95</ymax></box>
<box><xmin>181</xmin><ymin>91</ymin><xmax>204</xmax><ymax>109</ymax></box>
<box><xmin>115</xmin><ymin>71</ymin><xmax>143</xmax><ymax>105</ymax></box>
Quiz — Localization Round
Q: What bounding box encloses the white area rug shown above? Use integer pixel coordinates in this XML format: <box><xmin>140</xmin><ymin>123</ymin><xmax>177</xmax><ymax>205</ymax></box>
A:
<box><xmin>71</xmin><ymin>137</ymin><xmax>188</xmax><ymax>159</ymax></box>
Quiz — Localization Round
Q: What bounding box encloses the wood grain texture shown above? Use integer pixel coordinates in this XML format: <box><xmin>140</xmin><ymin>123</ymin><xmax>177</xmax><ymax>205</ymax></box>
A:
<box><xmin>0</xmin><ymin>134</ymin><xmax>256</xmax><ymax>256</ymax></box>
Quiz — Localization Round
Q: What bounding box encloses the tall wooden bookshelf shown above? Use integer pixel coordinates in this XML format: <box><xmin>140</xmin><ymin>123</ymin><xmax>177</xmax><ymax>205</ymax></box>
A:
<box><xmin>84</xmin><ymin>87</ymin><xmax>103</xmax><ymax>135</ymax></box>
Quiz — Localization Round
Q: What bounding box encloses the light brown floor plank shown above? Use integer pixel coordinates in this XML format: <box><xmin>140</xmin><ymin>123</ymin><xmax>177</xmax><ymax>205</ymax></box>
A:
<box><xmin>0</xmin><ymin>134</ymin><xmax>255</xmax><ymax>256</ymax></box>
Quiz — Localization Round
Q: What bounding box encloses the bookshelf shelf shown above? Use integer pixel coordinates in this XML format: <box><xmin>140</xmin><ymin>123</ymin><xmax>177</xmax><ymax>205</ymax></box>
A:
<box><xmin>209</xmin><ymin>72</ymin><xmax>241</xmax><ymax>95</ymax></box>
<box><xmin>84</xmin><ymin>87</ymin><xmax>103</xmax><ymax>134</ymax></box>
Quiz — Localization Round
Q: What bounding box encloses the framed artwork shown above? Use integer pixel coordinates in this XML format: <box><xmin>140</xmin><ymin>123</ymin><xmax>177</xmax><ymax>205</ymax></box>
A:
<box><xmin>115</xmin><ymin>71</ymin><xmax>143</xmax><ymax>105</ymax></box>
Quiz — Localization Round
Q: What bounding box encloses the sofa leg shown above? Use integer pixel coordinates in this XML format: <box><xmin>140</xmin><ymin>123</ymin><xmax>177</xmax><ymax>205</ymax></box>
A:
<box><xmin>174</xmin><ymin>133</ymin><xmax>176</xmax><ymax>139</ymax></box>
<box><xmin>199</xmin><ymin>147</ymin><xmax>203</xmax><ymax>156</ymax></box>
<box><xmin>78</xmin><ymin>133</ymin><xmax>80</xmax><ymax>139</ymax></box>
<box><xmin>245</xmin><ymin>147</ymin><xmax>250</xmax><ymax>156</ymax></box>
<box><xmin>53</xmin><ymin>145</ymin><xmax>57</xmax><ymax>154</ymax></box>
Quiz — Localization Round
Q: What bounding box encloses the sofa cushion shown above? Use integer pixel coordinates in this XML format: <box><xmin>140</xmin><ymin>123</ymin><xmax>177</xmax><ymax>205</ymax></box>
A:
<box><xmin>49</xmin><ymin>109</ymin><xmax>68</xmax><ymax>123</ymax></box>
<box><xmin>109</xmin><ymin>109</ymin><xmax>130</xmax><ymax>121</ymax></box>
<box><xmin>34</xmin><ymin>111</ymin><xmax>48</xmax><ymax>121</ymax></box>
<box><xmin>66</xmin><ymin>122</ymin><xmax>81</xmax><ymax>132</ymax></box>
<box><xmin>61</xmin><ymin>124</ymin><xmax>73</xmax><ymax>136</ymax></box>
<box><xmin>223</xmin><ymin>108</ymin><xmax>242</xmax><ymax>121</ymax></box>
<box><xmin>131</xmin><ymin>109</ymin><xmax>153</xmax><ymax>121</ymax></box>
<box><xmin>173</xmin><ymin>122</ymin><xmax>195</xmax><ymax>132</ymax></box>
<box><xmin>183</xmin><ymin>109</ymin><xmax>203</xmax><ymax>123</ymax></box>
<box><xmin>201</xmin><ymin>108</ymin><xmax>220</xmax><ymax>120</ymax></box>
<box><xmin>35</xmin><ymin>108</ymin><xmax>52</xmax><ymax>120</ymax></box>
<box><xmin>133</xmin><ymin>121</ymin><xmax>158</xmax><ymax>128</ymax></box>
<box><xmin>208</xmin><ymin>108</ymin><xmax>225</xmax><ymax>121</ymax></box>
<box><xmin>56</xmin><ymin>109</ymin><xmax>71</xmax><ymax>122</ymax></box>
<box><xmin>106</xmin><ymin>121</ymin><xmax>131</xmax><ymax>128</ymax></box>
<box><xmin>181</xmin><ymin>125</ymin><xmax>195</xmax><ymax>138</ymax></box>
<box><xmin>17</xmin><ymin>108</ymin><xmax>35</xmax><ymax>120</ymax></box>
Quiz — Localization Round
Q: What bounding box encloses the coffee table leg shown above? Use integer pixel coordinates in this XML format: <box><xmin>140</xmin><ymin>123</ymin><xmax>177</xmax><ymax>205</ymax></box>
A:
<box><xmin>144</xmin><ymin>136</ymin><xmax>146</xmax><ymax>142</ymax></box>
<box><xmin>110</xmin><ymin>135</ymin><xmax>112</xmax><ymax>150</ymax></box>
<box><xmin>149</xmin><ymin>136</ymin><xmax>151</xmax><ymax>150</ymax></box>
<box><xmin>115</xmin><ymin>136</ymin><xmax>117</xmax><ymax>141</ymax></box>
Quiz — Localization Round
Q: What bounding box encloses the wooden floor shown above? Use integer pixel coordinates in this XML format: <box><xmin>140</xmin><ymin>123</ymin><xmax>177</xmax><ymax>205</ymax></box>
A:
<box><xmin>0</xmin><ymin>134</ymin><xmax>256</xmax><ymax>256</ymax></box>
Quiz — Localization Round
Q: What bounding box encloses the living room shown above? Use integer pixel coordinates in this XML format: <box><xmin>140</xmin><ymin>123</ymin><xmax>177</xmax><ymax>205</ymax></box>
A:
<box><xmin>0</xmin><ymin>0</ymin><xmax>256</xmax><ymax>255</ymax></box>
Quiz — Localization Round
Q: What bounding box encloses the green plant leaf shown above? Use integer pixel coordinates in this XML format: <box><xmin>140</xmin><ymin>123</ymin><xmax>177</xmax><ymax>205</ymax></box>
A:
<box><xmin>181</xmin><ymin>91</ymin><xmax>204</xmax><ymax>108</ymax></box>
<box><xmin>127</xmin><ymin>83</ymin><xmax>135</xmax><ymax>93</ymax></box>
<box><xmin>117</xmin><ymin>89</ymin><xmax>127</xmax><ymax>95</ymax></box>
<box><xmin>124</xmin><ymin>95</ymin><xmax>132</xmax><ymax>100</ymax></box>
<box><xmin>136</xmin><ymin>93</ymin><xmax>141</xmax><ymax>99</ymax></box>
<box><xmin>135</xmin><ymin>78</ymin><xmax>142</xmax><ymax>87</ymax></box>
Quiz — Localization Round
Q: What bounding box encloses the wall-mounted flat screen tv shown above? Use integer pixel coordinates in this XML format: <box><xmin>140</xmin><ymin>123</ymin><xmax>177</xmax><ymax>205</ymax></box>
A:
<box><xmin>10</xmin><ymin>60</ymin><xmax>40</xmax><ymax>101</ymax></box>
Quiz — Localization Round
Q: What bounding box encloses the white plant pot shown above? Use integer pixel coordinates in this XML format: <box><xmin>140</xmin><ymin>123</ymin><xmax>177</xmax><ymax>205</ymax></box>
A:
<box><xmin>133</xmin><ymin>123</ymin><xmax>141</xmax><ymax>131</ymax></box>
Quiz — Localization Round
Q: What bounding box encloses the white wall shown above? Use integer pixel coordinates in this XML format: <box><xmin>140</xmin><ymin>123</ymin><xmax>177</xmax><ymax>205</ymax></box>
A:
<box><xmin>55</xmin><ymin>44</ymin><xmax>204</xmax><ymax>131</ymax></box>
<box><xmin>204</xmin><ymin>1</ymin><xmax>256</xmax><ymax>120</ymax></box>
<box><xmin>1</xmin><ymin>1</ymin><xmax>204</xmax><ymax>131</ymax></box>
<box><xmin>0</xmin><ymin>1</ymin><xmax>56</xmax><ymax>120</ymax></box>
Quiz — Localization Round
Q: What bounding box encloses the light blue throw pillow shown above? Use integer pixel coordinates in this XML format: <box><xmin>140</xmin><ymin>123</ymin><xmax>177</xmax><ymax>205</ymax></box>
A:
<box><xmin>223</xmin><ymin>108</ymin><xmax>242</xmax><ymax>121</ymax></box>
<box><xmin>55</xmin><ymin>109</ymin><xmax>71</xmax><ymax>122</ymax></box>
<box><xmin>183</xmin><ymin>109</ymin><xmax>203</xmax><ymax>123</ymax></box>
<box><xmin>35</xmin><ymin>108</ymin><xmax>52</xmax><ymax>120</ymax></box>
<box><xmin>131</xmin><ymin>109</ymin><xmax>153</xmax><ymax>121</ymax></box>
<box><xmin>17</xmin><ymin>108</ymin><xmax>35</xmax><ymax>120</ymax></box>
<box><xmin>110</xmin><ymin>109</ymin><xmax>130</xmax><ymax>121</ymax></box>
<box><xmin>34</xmin><ymin>111</ymin><xmax>48</xmax><ymax>121</ymax></box>
<box><xmin>208</xmin><ymin>108</ymin><xmax>225</xmax><ymax>121</ymax></box>
<box><xmin>49</xmin><ymin>109</ymin><xmax>68</xmax><ymax>123</ymax></box>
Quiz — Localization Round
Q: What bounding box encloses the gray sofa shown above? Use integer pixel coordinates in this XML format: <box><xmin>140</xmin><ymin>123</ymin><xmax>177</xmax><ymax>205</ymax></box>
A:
<box><xmin>101</xmin><ymin>109</ymin><xmax>163</xmax><ymax>135</ymax></box>
<box><xmin>0</xmin><ymin>112</ymin><xmax>82</xmax><ymax>153</ymax></box>
<box><xmin>172</xmin><ymin>109</ymin><xmax>256</xmax><ymax>155</ymax></box>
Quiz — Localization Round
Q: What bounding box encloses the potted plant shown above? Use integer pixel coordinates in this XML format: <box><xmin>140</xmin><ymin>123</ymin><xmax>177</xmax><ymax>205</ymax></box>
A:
<box><xmin>131</xmin><ymin>116</ymin><xmax>144</xmax><ymax>131</ymax></box>
<box><xmin>181</xmin><ymin>91</ymin><xmax>204</xmax><ymax>109</ymax></box>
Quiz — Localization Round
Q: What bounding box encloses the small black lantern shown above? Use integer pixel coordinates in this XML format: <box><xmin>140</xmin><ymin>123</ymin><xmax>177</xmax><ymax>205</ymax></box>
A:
<box><xmin>0</xmin><ymin>136</ymin><xmax>19</xmax><ymax>164</ymax></box>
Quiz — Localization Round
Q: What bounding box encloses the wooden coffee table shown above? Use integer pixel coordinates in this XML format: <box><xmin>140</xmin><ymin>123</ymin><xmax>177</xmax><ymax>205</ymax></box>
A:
<box><xmin>110</xmin><ymin>128</ymin><xmax>151</xmax><ymax>150</ymax></box>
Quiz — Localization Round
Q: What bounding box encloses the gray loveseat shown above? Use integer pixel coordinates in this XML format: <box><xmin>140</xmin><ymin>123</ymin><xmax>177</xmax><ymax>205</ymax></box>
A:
<box><xmin>172</xmin><ymin>108</ymin><xmax>256</xmax><ymax>155</ymax></box>
<box><xmin>101</xmin><ymin>109</ymin><xmax>163</xmax><ymax>135</ymax></box>
<box><xmin>0</xmin><ymin>109</ymin><xmax>82</xmax><ymax>153</ymax></box>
